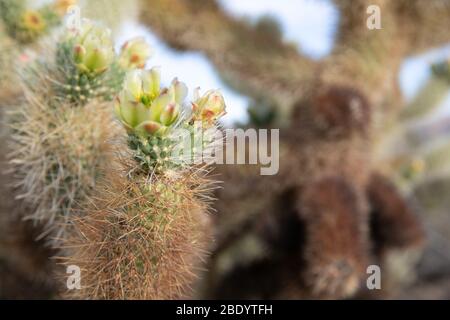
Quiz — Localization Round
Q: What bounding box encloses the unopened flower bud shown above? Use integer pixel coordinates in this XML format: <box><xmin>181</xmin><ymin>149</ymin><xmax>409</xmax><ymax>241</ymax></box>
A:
<box><xmin>136</xmin><ymin>121</ymin><xmax>165</xmax><ymax>136</ymax></box>
<box><xmin>192</xmin><ymin>88</ymin><xmax>226</xmax><ymax>123</ymax></box>
<box><xmin>73</xmin><ymin>44</ymin><xmax>85</xmax><ymax>63</ymax></box>
<box><xmin>119</xmin><ymin>37</ymin><xmax>152</xmax><ymax>70</ymax></box>
<box><xmin>69</xmin><ymin>19</ymin><xmax>114</xmax><ymax>75</ymax></box>
<box><xmin>160</xmin><ymin>102</ymin><xmax>180</xmax><ymax>126</ymax></box>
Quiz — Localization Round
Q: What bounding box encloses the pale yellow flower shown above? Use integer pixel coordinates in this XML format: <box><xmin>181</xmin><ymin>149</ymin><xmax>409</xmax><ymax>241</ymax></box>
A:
<box><xmin>22</xmin><ymin>10</ymin><xmax>46</xmax><ymax>33</ymax></box>
<box><xmin>114</xmin><ymin>69</ymin><xmax>187</xmax><ymax>136</ymax></box>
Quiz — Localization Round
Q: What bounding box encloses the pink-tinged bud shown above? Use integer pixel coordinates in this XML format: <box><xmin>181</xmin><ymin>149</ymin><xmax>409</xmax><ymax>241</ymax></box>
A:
<box><xmin>192</xmin><ymin>89</ymin><xmax>226</xmax><ymax>124</ymax></box>
<box><xmin>160</xmin><ymin>103</ymin><xmax>179</xmax><ymax>126</ymax></box>
<box><xmin>201</xmin><ymin>109</ymin><xmax>216</xmax><ymax>120</ymax></box>
<box><xmin>143</xmin><ymin>121</ymin><xmax>161</xmax><ymax>134</ymax></box>
<box><xmin>73</xmin><ymin>45</ymin><xmax>86</xmax><ymax>63</ymax></box>
<box><xmin>119</xmin><ymin>37</ymin><xmax>152</xmax><ymax>70</ymax></box>
<box><xmin>136</xmin><ymin>121</ymin><xmax>164</xmax><ymax>136</ymax></box>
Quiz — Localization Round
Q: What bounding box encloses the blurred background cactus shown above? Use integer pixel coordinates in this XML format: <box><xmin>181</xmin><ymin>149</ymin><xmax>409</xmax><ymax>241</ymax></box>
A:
<box><xmin>1</xmin><ymin>0</ymin><xmax>450</xmax><ymax>299</ymax></box>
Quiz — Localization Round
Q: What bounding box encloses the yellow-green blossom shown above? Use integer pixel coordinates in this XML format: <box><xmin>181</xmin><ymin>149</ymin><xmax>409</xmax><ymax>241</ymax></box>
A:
<box><xmin>114</xmin><ymin>68</ymin><xmax>187</xmax><ymax>136</ymax></box>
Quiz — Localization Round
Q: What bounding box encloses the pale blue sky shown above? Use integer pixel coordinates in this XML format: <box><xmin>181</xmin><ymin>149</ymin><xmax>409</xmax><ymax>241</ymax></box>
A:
<box><xmin>115</xmin><ymin>0</ymin><xmax>450</xmax><ymax>125</ymax></box>
<box><xmin>220</xmin><ymin>0</ymin><xmax>339</xmax><ymax>59</ymax></box>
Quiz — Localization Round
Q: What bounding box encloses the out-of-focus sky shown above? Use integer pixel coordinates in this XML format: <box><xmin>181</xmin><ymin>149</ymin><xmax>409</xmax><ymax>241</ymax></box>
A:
<box><xmin>116</xmin><ymin>0</ymin><xmax>450</xmax><ymax>125</ymax></box>
<box><xmin>220</xmin><ymin>0</ymin><xmax>338</xmax><ymax>59</ymax></box>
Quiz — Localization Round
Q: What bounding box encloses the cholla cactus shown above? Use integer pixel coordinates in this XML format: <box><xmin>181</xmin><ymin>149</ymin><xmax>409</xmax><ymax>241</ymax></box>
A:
<box><xmin>7</xmin><ymin>19</ymin><xmax>152</xmax><ymax>245</ymax></box>
<box><xmin>61</xmin><ymin>65</ymin><xmax>226</xmax><ymax>299</ymax></box>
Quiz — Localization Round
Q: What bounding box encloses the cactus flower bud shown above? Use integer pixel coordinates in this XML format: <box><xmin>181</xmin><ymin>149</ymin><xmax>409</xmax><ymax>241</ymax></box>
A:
<box><xmin>114</xmin><ymin>69</ymin><xmax>187</xmax><ymax>136</ymax></box>
<box><xmin>73</xmin><ymin>44</ymin><xmax>85</xmax><ymax>63</ymax></box>
<box><xmin>119</xmin><ymin>37</ymin><xmax>153</xmax><ymax>70</ymax></box>
<box><xmin>69</xmin><ymin>19</ymin><xmax>115</xmax><ymax>75</ymax></box>
<box><xmin>170</xmin><ymin>78</ymin><xmax>188</xmax><ymax>105</ymax></box>
<box><xmin>160</xmin><ymin>102</ymin><xmax>179</xmax><ymax>126</ymax></box>
<box><xmin>136</xmin><ymin>120</ymin><xmax>165</xmax><ymax>136</ymax></box>
<box><xmin>192</xmin><ymin>88</ymin><xmax>226</xmax><ymax>123</ymax></box>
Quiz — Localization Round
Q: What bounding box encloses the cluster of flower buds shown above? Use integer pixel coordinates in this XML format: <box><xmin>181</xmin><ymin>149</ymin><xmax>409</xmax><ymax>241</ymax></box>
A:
<box><xmin>55</xmin><ymin>18</ymin><xmax>153</xmax><ymax>105</ymax></box>
<box><xmin>70</xmin><ymin>19</ymin><xmax>115</xmax><ymax>75</ymax></box>
<box><xmin>114</xmin><ymin>61</ymin><xmax>226</xmax><ymax>171</ymax></box>
<box><xmin>114</xmin><ymin>68</ymin><xmax>187</xmax><ymax>136</ymax></box>
<box><xmin>119</xmin><ymin>37</ymin><xmax>153</xmax><ymax>70</ymax></box>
